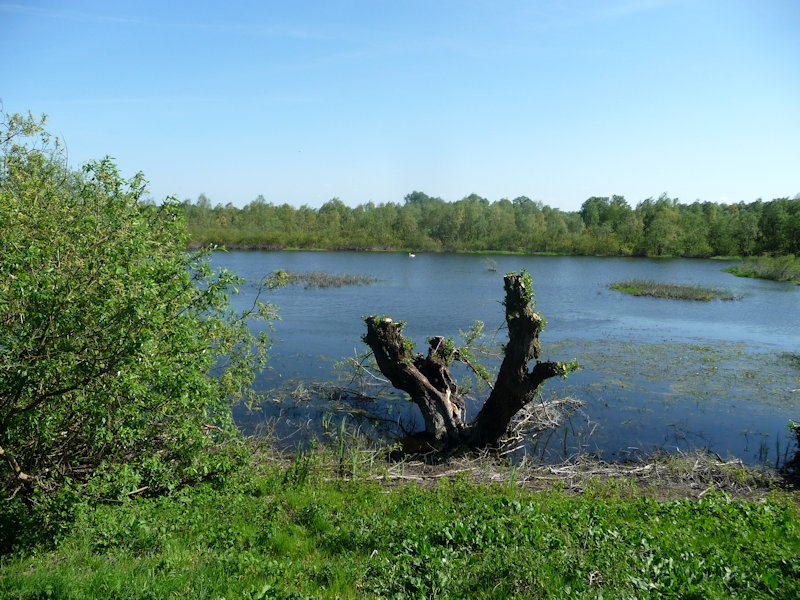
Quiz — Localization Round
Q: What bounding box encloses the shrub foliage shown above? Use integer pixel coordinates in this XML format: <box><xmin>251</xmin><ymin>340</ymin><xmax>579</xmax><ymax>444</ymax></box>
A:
<box><xmin>0</xmin><ymin>112</ymin><xmax>276</xmax><ymax>514</ymax></box>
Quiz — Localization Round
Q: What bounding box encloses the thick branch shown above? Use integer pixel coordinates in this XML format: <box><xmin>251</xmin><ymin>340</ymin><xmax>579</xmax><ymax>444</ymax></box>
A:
<box><xmin>467</xmin><ymin>274</ymin><xmax>561</xmax><ymax>446</ymax></box>
<box><xmin>363</xmin><ymin>318</ymin><xmax>465</xmax><ymax>440</ymax></box>
<box><xmin>364</xmin><ymin>272</ymin><xmax>571</xmax><ymax>450</ymax></box>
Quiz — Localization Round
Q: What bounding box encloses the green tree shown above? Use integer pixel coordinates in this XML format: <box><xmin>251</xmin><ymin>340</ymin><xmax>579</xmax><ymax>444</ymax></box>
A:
<box><xmin>679</xmin><ymin>202</ymin><xmax>712</xmax><ymax>257</ymax></box>
<box><xmin>637</xmin><ymin>195</ymin><xmax>682</xmax><ymax>256</ymax></box>
<box><xmin>0</xmin><ymin>112</ymin><xmax>278</xmax><ymax>518</ymax></box>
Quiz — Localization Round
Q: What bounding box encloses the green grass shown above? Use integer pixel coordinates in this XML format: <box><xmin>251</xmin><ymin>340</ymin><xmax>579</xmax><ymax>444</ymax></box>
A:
<box><xmin>610</xmin><ymin>279</ymin><xmax>739</xmax><ymax>301</ymax></box>
<box><xmin>2</xmin><ymin>453</ymin><xmax>798</xmax><ymax>599</ymax></box>
<box><xmin>723</xmin><ymin>254</ymin><xmax>800</xmax><ymax>283</ymax></box>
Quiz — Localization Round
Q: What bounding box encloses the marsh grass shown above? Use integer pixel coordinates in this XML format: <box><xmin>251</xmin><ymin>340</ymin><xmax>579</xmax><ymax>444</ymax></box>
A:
<box><xmin>723</xmin><ymin>254</ymin><xmax>800</xmax><ymax>283</ymax></box>
<box><xmin>2</xmin><ymin>438</ymin><xmax>798</xmax><ymax>599</ymax></box>
<box><xmin>610</xmin><ymin>279</ymin><xmax>739</xmax><ymax>301</ymax></box>
<box><xmin>278</xmin><ymin>270</ymin><xmax>378</xmax><ymax>288</ymax></box>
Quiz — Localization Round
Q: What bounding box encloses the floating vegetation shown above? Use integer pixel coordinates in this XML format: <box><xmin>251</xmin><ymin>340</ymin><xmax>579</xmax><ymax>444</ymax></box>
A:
<box><xmin>549</xmin><ymin>338</ymin><xmax>798</xmax><ymax>409</ymax></box>
<box><xmin>723</xmin><ymin>254</ymin><xmax>800</xmax><ymax>283</ymax></box>
<box><xmin>275</xmin><ymin>270</ymin><xmax>378</xmax><ymax>288</ymax></box>
<box><xmin>609</xmin><ymin>279</ymin><xmax>739</xmax><ymax>301</ymax></box>
<box><xmin>779</xmin><ymin>352</ymin><xmax>800</xmax><ymax>371</ymax></box>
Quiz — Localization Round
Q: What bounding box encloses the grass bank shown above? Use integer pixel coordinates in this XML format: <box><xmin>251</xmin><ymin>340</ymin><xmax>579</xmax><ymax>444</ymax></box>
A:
<box><xmin>2</xmin><ymin>447</ymin><xmax>797</xmax><ymax>599</ymax></box>
<box><xmin>610</xmin><ymin>279</ymin><xmax>739</xmax><ymax>301</ymax></box>
<box><xmin>723</xmin><ymin>254</ymin><xmax>800</xmax><ymax>283</ymax></box>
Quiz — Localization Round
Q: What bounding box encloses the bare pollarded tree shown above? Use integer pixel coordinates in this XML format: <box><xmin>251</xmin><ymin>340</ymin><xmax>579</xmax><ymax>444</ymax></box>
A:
<box><xmin>363</xmin><ymin>271</ymin><xmax>577</xmax><ymax>449</ymax></box>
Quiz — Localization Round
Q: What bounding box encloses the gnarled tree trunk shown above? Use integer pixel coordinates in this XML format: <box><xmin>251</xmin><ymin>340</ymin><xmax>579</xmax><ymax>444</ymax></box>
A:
<box><xmin>364</xmin><ymin>272</ymin><xmax>571</xmax><ymax>449</ymax></box>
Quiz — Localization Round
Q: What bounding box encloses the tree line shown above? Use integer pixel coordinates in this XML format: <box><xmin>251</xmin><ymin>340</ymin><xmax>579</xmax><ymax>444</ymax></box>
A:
<box><xmin>182</xmin><ymin>191</ymin><xmax>800</xmax><ymax>257</ymax></box>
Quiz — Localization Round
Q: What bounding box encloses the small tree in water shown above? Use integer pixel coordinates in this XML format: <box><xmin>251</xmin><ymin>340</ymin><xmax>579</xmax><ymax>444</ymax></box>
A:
<box><xmin>363</xmin><ymin>270</ymin><xmax>577</xmax><ymax>449</ymax></box>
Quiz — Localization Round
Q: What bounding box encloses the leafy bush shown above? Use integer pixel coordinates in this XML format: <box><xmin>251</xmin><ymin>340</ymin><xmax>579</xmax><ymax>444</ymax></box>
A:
<box><xmin>0</xmin><ymin>112</ymin><xmax>277</xmax><ymax>532</ymax></box>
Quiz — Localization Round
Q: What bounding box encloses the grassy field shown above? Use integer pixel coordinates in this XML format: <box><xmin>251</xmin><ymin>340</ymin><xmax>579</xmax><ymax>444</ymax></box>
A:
<box><xmin>609</xmin><ymin>279</ymin><xmax>739</xmax><ymax>301</ymax></box>
<box><xmin>2</xmin><ymin>448</ymin><xmax>798</xmax><ymax>599</ymax></box>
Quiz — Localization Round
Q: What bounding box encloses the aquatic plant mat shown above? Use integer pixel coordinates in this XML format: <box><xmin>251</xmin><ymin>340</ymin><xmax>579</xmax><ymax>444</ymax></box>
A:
<box><xmin>278</xmin><ymin>270</ymin><xmax>378</xmax><ymax>288</ymax></box>
<box><xmin>2</xmin><ymin>443</ymin><xmax>797</xmax><ymax>599</ymax></box>
<box><xmin>609</xmin><ymin>279</ymin><xmax>739</xmax><ymax>301</ymax></box>
<box><xmin>537</xmin><ymin>338</ymin><xmax>800</xmax><ymax>469</ymax></box>
<box><xmin>549</xmin><ymin>338</ymin><xmax>800</xmax><ymax>409</ymax></box>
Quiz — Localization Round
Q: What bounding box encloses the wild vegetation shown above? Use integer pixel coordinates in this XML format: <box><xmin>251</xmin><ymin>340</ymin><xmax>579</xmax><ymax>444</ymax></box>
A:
<box><xmin>277</xmin><ymin>270</ymin><xmax>378</xmax><ymax>288</ymax></box>
<box><xmin>183</xmin><ymin>190</ymin><xmax>800</xmax><ymax>258</ymax></box>
<box><xmin>3</xmin><ymin>110</ymin><xmax>799</xmax><ymax>597</ymax></box>
<box><xmin>1</xmin><ymin>445</ymin><xmax>798</xmax><ymax>599</ymax></box>
<box><xmin>0</xmin><ymin>112</ymin><xmax>278</xmax><ymax>540</ymax></box>
<box><xmin>723</xmin><ymin>254</ymin><xmax>800</xmax><ymax>283</ymax></box>
<box><xmin>609</xmin><ymin>280</ymin><xmax>739</xmax><ymax>301</ymax></box>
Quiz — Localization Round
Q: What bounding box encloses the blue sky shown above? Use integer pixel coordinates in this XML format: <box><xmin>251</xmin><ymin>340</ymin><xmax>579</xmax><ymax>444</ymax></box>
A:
<box><xmin>2</xmin><ymin>0</ymin><xmax>798</xmax><ymax>211</ymax></box>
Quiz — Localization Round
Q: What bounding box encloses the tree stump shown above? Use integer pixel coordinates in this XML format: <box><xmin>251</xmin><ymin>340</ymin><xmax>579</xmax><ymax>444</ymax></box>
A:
<box><xmin>363</xmin><ymin>271</ymin><xmax>574</xmax><ymax>448</ymax></box>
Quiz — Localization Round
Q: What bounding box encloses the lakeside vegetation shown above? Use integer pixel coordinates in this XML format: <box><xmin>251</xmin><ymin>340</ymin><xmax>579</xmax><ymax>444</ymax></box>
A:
<box><xmin>724</xmin><ymin>254</ymin><xmax>800</xmax><ymax>283</ymax></box>
<box><xmin>610</xmin><ymin>280</ymin><xmax>740</xmax><ymax>301</ymax></box>
<box><xmin>278</xmin><ymin>270</ymin><xmax>378</xmax><ymax>288</ymax></box>
<box><xmin>2</xmin><ymin>447</ymin><xmax>798</xmax><ymax>599</ymax></box>
<box><xmin>0</xmin><ymin>111</ymin><xmax>272</xmax><ymax>560</ymax></box>
<box><xmin>183</xmin><ymin>191</ymin><xmax>800</xmax><ymax>259</ymax></box>
<box><xmin>4</xmin><ymin>110</ymin><xmax>799</xmax><ymax>598</ymax></box>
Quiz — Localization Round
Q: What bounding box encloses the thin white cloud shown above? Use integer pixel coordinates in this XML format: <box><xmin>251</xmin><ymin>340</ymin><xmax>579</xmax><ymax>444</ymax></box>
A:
<box><xmin>0</xmin><ymin>2</ymin><xmax>140</xmax><ymax>25</ymax></box>
<box><xmin>0</xmin><ymin>2</ymin><xmax>333</xmax><ymax>41</ymax></box>
<box><xmin>520</xmin><ymin>0</ymin><xmax>679</xmax><ymax>29</ymax></box>
<box><xmin>589</xmin><ymin>0</ymin><xmax>679</xmax><ymax>21</ymax></box>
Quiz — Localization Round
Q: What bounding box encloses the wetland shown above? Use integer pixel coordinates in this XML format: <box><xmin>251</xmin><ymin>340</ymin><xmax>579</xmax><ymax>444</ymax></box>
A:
<box><xmin>217</xmin><ymin>251</ymin><xmax>800</xmax><ymax>468</ymax></box>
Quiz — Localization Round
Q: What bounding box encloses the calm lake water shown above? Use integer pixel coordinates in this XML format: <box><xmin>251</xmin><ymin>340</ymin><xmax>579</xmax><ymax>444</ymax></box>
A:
<box><xmin>214</xmin><ymin>251</ymin><xmax>800</xmax><ymax>467</ymax></box>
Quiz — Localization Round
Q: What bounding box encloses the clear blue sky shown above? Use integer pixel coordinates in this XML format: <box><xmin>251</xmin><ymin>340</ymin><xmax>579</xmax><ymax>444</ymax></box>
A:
<box><xmin>2</xmin><ymin>0</ymin><xmax>798</xmax><ymax>211</ymax></box>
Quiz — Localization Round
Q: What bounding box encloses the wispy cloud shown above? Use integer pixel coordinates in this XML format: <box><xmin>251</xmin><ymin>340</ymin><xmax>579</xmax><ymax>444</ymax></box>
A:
<box><xmin>591</xmin><ymin>0</ymin><xmax>679</xmax><ymax>20</ymax></box>
<box><xmin>0</xmin><ymin>2</ymin><xmax>141</xmax><ymax>25</ymax></box>
<box><xmin>518</xmin><ymin>0</ymin><xmax>679</xmax><ymax>30</ymax></box>
<box><xmin>0</xmin><ymin>2</ymin><xmax>335</xmax><ymax>41</ymax></box>
<box><xmin>46</xmin><ymin>92</ymin><xmax>321</xmax><ymax>108</ymax></box>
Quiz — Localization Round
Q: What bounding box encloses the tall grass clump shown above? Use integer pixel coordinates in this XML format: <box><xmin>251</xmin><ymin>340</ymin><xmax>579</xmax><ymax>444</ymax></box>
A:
<box><xmin>723</xmin><ymin>254</ymin><xmax>800</xmax><ymax>283</ymax></box>
<box><xmin>276</xmin><ymin>270</ymin><xmax>378</xmax><ymax>288</ymax></box>
<box><xmin>609</xmin><ymin>280</ymin><xmax>739</xmax><ymax>301</ymax></box>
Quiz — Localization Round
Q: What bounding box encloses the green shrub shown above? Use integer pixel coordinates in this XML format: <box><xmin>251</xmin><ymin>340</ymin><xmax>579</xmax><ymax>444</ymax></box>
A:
<box><xmin>0</xmin><ymin>112</ymin><xmax>278</xmax><ymax>537</ymax></box>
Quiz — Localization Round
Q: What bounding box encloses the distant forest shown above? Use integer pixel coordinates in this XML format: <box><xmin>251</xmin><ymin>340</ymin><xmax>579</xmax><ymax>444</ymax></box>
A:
<box><xmin>182</xmin><ymin>191</ymin><xmax>800</xmax><ymax>258</ymax></box>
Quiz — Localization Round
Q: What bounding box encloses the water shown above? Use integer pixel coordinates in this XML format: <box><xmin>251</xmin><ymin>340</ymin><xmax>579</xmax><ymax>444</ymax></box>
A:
<box><xmin>214</xmin><ymin>251</ymin><xmax>800</xmax><ymax>466</ymax></box>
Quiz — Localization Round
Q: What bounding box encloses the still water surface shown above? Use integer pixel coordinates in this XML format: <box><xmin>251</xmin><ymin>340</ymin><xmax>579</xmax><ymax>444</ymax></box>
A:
<box><xmin>215</xmin><ymin>251</ymin><xmax>800</xmax><ymax>466</ymax></box>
